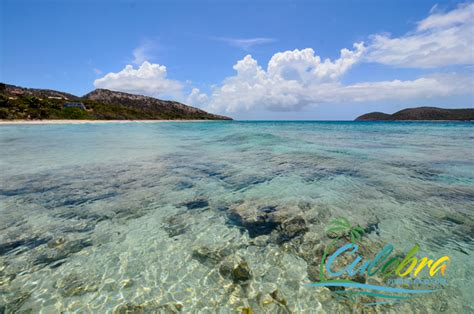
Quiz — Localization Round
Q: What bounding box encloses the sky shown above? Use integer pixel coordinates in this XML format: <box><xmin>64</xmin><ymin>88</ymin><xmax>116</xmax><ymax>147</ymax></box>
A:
<box><xmin>1</xmin><ymin>0</ymin><xmax>473</xmax><ymax>120</ymax></box>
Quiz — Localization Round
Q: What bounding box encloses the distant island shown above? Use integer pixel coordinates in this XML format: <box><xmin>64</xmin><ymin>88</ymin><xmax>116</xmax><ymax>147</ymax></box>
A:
<box><xmin>355</xmin><ymin>107</ymin><xmax>474</xmax><ymax>121</ymax></box>
<box><xmin>0</xmin><ymin>83</ymin><xmax>232</xmax><ymax>121</ymax></box>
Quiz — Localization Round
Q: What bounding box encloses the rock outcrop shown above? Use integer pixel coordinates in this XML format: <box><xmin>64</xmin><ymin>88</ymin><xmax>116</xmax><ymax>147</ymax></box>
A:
<box><xmin>83</xmin><ymin>88</ymin><xmax>232</xmax><ymax>120</ymax></box>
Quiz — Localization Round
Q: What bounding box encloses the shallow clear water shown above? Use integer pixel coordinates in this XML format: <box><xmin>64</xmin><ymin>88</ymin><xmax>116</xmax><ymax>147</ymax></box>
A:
<box><xmin>0</xmin><ymin>121</ymin><xmax>473</xmax><ymax>313</ymax></box>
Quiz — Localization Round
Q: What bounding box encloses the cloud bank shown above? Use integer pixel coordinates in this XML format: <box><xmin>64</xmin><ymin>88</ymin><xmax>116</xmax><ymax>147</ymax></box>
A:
<box><xmin>94</xmin><ymin>3</ymin><xmax>473</xmax><ymax>114</ymax></box>
<box><xmin>207</xmin><ymin>58</ymin><xmax>471</xmax><ymax>113</ymax></box>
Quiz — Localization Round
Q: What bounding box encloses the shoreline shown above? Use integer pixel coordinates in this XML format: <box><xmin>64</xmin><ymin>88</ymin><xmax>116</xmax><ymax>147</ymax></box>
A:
<box><xmin>0</xmin><ymin>119</ymin><xmax>471</xmax><ymax>125</ymax></box>
<box><xmin>0</xmin><ymin>119</ymin><xmax>227</xmax><ymax>125</ymax></box>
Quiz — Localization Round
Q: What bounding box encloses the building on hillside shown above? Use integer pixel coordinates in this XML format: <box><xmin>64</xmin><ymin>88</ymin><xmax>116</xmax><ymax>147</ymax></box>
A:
<box><xmin>64</xmin><ymin>102</ymin><xmax>86</xmax><ymax>110</ymax></box>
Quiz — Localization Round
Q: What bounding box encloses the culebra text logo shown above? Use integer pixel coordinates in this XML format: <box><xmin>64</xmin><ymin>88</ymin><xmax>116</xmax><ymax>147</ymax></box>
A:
<box><xmin>307</xmin><ymin>217</ymin><xmax>450</xmax><ymax>306</ymax></box>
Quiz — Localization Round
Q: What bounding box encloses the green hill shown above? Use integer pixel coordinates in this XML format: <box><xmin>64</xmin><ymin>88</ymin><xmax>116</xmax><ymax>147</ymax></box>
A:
<box><xmin>0</xmin><ymin>83</ymin><xmax>232</xmax><ymax>120</ymax></box>
<box><xmin>355</xmin><ymin>107</ymin><xmax>473</xmax><ymax>121</ymax></box>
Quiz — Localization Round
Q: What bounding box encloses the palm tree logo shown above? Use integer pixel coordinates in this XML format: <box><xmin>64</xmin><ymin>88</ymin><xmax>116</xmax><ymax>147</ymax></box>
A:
<box><xmin>319</xmin><ymin>217</ymin><xmax>365</xmax><ymax>281</ymax></box>
<box><xmin>326</xmin><ymin>217</ymin><xmax>365</xmax><ymax>243</ymax></box>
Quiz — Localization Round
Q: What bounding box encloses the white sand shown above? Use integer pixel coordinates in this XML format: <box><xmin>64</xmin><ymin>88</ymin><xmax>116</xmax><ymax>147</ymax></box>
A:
<box><xmin>0</xmin><ymin>119</ymin><xmax>219</xmax><ymax>125</ymax></box>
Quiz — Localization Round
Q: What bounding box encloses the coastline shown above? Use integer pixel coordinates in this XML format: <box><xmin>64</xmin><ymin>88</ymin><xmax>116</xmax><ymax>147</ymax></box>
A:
<box><xmin>0</xmin><ymin>119</ymin><xmax>227</xmax><ymax>125</ymax></box>
<box><xmin>1</xmin><ymin>119</ymin><xmax>471</xmax><ymax>125</ymax></box>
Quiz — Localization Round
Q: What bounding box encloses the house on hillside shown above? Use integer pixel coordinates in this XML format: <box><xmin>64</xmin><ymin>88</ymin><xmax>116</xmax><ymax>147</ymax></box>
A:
<box><xmin>10</xmin><ymin>88</ymin><xmax>24</xmax><ymax>96</ymax></box>
<box><xmin>64</xmin><ymin>102</ymin><xmax>86</xmax><ymax>110</ymax></box>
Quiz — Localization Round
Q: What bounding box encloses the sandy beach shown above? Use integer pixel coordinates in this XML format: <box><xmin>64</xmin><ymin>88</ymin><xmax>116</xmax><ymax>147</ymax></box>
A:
<box><xmin>0</xmin><ymin>119</ymin><xmax>222</xmax><ymax>125</ymax></box>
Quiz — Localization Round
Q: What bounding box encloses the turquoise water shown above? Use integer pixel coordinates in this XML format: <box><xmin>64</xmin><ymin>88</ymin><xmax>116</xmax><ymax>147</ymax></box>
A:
<box><xmin>0</xmin><ymin>121</ymin><xmax>473</xmax><ymax>313</ymax></box>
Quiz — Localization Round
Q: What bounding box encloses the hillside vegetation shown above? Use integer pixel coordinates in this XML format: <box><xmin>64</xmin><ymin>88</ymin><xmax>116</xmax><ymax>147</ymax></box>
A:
<box><xmin>0</xmin><ymin>83</ymin><xmax>231</xmax><ymax>120</ymax></box>
<box><xmin>355</xmin><ymin>107</ymin><xmax>473</xmax><ymax>121</ymax></box>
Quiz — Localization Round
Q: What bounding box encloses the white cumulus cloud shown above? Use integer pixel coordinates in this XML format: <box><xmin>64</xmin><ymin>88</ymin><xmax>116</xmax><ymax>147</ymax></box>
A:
<box><xmin>186</xmin><ymin>88</ymin><xmax>209</xmax><ymax>107</ymax></box>
<box><xmin>267</xmin><ymin>43</ymin><xmax>365</xmax><ymax>82</ymax></box>
<box><xmin>206</xmin><ymin>50</ymin><xmax>472</xmax><ymax>113</ymax></box>
<box><xmin>94</xmin><ymin>61</ymin><xmax>183</xmax><ymax>99</ymax></box>
<box><xmin>206</xmin><ymin>43</ymin><xmax>369</xmax><ymax>112</ymax></box>
<box><xmin>366</xmin><ymin>3</ymin><xmax>474</xmax><ymax>68</ymax></box>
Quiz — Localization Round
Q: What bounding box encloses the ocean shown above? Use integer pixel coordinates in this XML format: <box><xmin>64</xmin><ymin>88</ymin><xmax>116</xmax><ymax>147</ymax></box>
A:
<box><xmin>0</xmin><ymin>121</ymin><xmax>473</xmax><ymax>313</ymax></box>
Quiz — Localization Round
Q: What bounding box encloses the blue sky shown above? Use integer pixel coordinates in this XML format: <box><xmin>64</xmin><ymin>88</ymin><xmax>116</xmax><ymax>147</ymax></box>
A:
<box><xmin>1</xmin><ymin>0</ymin><xmax>473</xmax><ymax>119</ymax></box>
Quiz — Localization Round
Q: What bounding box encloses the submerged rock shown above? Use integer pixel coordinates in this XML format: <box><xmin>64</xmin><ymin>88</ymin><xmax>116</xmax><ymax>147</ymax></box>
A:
<box><xmin>191</xmin><ymin>245</ymin><xmax>232</xmax><ymax>267</ymax></box>
<box><xmin>423</xmin><ymin>212</ymin><xmax>473</xmax><ymax>255</ymax></box>
<box><xmin>274</xmin><ymin>215</ymin><xmax>308</xmax><ymax>244</ymax></box>
<box><xmin>254</xmin><ymin>290</ymin><xmax>290</xmax><ymax>312</ymax></box>
<box><xmin>295</xmin><ymin>233</ymin><xmax>325</xmax><ymax>263</ymax></box>
<box><xmin>364</xmin><ymin>222</ymin><xmax>380</xmax><ymax>236</ymax></box>
<box><xmin>120</xmin><ymin>278</ymin><xmax>134</xmax><ymax>288</ymax></box>
<box><xmin>113</xmin><ymin>206</ymin><xmax>147</xmax><ymax>220</ymax></box>
<box><xmin>54</xmin><ymin>209</ymin><xmax>109</xmax><ymax>223</ymax></box>
<box><xmin>112</xmin><ymin>302</ymin><xmax>144</xmax><ymax>314</ymax></box>
<box><xmin>232</xmin><ymin>261</ymin><xmax>252</xmax><ymax>283</ymax></box>
<box><xmin>307</xmin><ymin>265</ymin><xmax>321</xmax><ymax>283</ymax></box>
<box><xmin>259</xmin><ymin>205</ymin><xmax>277</xmax><ymax>214</ymax></box>
<box><xmin>439</xmin><ymin>211</ymin><xmax>473</xmax><ymax>227</ymax></box>
<box><xmin>181</xmin><ymin>199</ymin><xmax>209</xmax><ymax>210</ymax></box>
<box><xmin>157</xmin><ymin>302</ymin><xmax>183</xmax><ymax>313</ymax></box>
<box><xmin>174</xmin><ymin>180</ymin><xmax>194</xmax><ymax>190</ymax></box>
<box><xmin>241</xmin><ymin>308</ymin><xmax>253</xmax><ymax>314</ymax></box>
<box><xmin>54</xmin><ymin>273</ymin><xmax>98</xmax><ymax>297</ymax></box>
<box><xmin>34</xmin><ymin>238</ymin><xmax>92</xmax><ymax>266</ymax></box>
<box><xmin>0</xmin><ymin>272</ymin><xmax>16</xmax><ymax>287</ymax></box>
<box><xmin>227</xmin><ymin>200</ymin><xmax>311</xmax><ymax>240</ymax></box>
<box><xmin>228</xmin><ymin>212</ymin><xmax>280</xmax><ymax>238</ymax></box>
<box><xmin>47</xmin><ymin>237</ymin><xmax>66</xmax><ymax>248</ymax></box>
<box><xmin>270</xmin><ymin>289</ymin><xmax>288</xmax><ymax>306</ymax></box>
<box><xmin>248</xmin><ymin>235</ymin><xmax>270</xmax><ymax>247</ymax></box>
<box><xmin>0</xmin><ymin>235</ymin><xmax>51</xmax><ymax>256</ymax></box>
<box><xmin>112</xmin><ymin>301</ymin><xmax>183</xmax><ymax>314</ymax></box>
<box><xmin>219</xmin><ymin>255</ymin><xmax>252</xmax><ymax>284</ymax></box>
<box><xmin>164</xmin><ymin>213</ymin><xmax>189</xmax><ymax>237</ymax></box>
<box><xmin>227</xmin><ymin>202</ymin><xmax>283</xmax><ymax>238</ymax></box>
<box><xmin>0</xmin><ymin>291</ymin><xmax>31</xmax><ymax>313</ymax></box>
